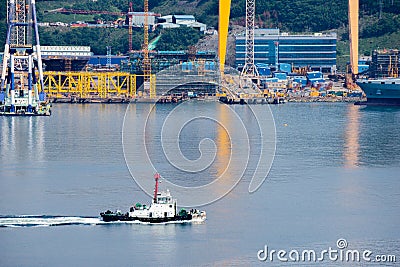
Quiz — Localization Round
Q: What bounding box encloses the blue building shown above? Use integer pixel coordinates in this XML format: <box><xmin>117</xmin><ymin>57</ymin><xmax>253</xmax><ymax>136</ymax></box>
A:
<box><xmin>235</xmin><ymin>29</ymin><xmax>337</xmax><ymax>73</ymax></box>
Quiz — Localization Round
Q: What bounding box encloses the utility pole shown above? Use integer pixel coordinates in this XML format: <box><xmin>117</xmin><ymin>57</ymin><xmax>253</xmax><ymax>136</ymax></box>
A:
<box><xmin>106</xmin><ymin>46</ymin><xmax>112</xmax><ymax>69</ymax></box>
<box><xmin>128</xmin><ymin>2</ymin><xmax>133</xmax><ymax>52</ymax></box>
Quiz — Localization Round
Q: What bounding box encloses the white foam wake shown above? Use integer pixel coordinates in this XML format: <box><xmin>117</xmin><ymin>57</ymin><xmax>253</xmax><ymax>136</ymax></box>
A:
<box><xmin>0</xmin><ymin>215</ymin><xmax>102</xmax><ymax>228</ymax></box>
<box><xmin>0</xmin><ymin>215</ymin><xmax>206</xmax><ymax>228</ymax></box>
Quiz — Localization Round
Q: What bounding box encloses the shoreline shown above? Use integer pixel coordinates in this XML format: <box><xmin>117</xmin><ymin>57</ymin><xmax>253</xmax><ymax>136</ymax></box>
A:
<box><xmin>44</xmin><ymin>96</ymin><xmax>366</xmax><ymax>104</ymax></box>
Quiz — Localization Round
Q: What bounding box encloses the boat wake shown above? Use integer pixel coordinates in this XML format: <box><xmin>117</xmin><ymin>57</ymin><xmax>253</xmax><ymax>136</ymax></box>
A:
<box><xmin>0</xmin><ymin>215</ymin><xmax>204</xmax><ymax>228</ymax></box>
<box><xmin>0</xmin><ymin>215</ymin><xmax>102</xmax><ymax>228</ymax></box>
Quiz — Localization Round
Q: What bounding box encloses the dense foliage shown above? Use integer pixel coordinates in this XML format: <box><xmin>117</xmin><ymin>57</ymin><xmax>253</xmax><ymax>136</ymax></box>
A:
<box><xmin>39</xmin><ymin>27</ymin><xmax>136</xmax><ymax>55</ymax></box>
<box><xmin>156</xmin><ymin>27</ymin><xmax>201</xmax><ymax>51</ymax></box>
<box><xmin>231</xmin><ymin>0</ymin><xmax>400</xmax><ymax>32</ymax></box>
<box><xmin>361</xmin><ymin>14</ymin><xmax>400</xmax><ymax>38</ymax></box>
<box><xmin>0</xmin><ymin>0</ymin><xmax>6</xmax><ymax>47</ymax></box>
<box><xmin>1</xmin><ymin>0</ymin><xmax>400</xmax><ymax>61</ymax></box>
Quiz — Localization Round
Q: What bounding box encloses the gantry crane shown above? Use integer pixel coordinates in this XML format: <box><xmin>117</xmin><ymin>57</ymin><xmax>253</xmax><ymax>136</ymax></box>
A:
<box><xmin>219</xmin><ymin>0</ymin><xmax>231</xmax><ymax>74</ymax></box>
<box><xmin>349</xmin><ymin>0</ymin><xmax>359</xmax><ymax>76</ymax></box>
<box><xmin>0</xmin><ymin>0</ymin><xmax>51</xmax><ymax>115</ymax></box>
<box><xmin>142</xmin><ymin>0</ymin><xmax>151</xmax><ymax>79</ymax></box>
<box><xmin>128</xmin><ymin>2</ymin><xmax>133</xmax><ymax>52</ymax></box>
<box><xmin>142</xmin><ymin>0</ymin><xmax>153</xmax><ymax>97</ymax></box>
<box><xmin>346</xmin><ymin>0</ymin><xmax>359</xmax><ymax>90</ymax></box>
<box><xmin>241</xmin><ymin>0</ymin><xmax>259</xmax><ymax>77</ymax></box>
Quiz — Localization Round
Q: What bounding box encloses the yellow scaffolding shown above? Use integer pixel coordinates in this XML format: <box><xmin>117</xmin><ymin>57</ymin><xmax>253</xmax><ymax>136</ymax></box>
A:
<box><xmin>149</xmin><ymin>75</ymin><xmax>156</xmax><ymax>98</ymax></box>
<box><xmin>42</xmin><ymin>72</ymin><xmax>156</xmax><ymax>99</ymax></box>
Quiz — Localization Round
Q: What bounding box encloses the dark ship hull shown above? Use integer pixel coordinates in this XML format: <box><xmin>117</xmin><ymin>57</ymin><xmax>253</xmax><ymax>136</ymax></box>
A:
<box><xmin>100</xmin><ymin>210</ymin><xmax>192</xmax><ymax>223</ymax></box>
<box><xmin>357</xmin><ymin>79</ymin><xmax>400</xmax><ymax>106</ymax></box>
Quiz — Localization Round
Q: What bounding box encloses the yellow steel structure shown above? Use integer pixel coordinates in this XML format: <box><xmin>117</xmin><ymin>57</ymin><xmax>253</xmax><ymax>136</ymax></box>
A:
<box><xmin>149</xmin><ymin>74</ymin><xmax>156</xmax><ymax>98</ymax></box>
<box><xmin>42</xmin><ymin>72</ymin><xmax>156</xmax><ymax>98</ymax></box>
<box><xmin>143</xmin><ymin>0</ymin><xmax>151</xmax><ymax>81</ymax></box>
<box><xmin>219</xmin><ymin>0</ymin><xmax>231</xmax><ymax>73</ymax></box>
<box><xmin>349</xmin><ymin>0</ymin><xmax>359</xmax><ymax>75</ymax></box>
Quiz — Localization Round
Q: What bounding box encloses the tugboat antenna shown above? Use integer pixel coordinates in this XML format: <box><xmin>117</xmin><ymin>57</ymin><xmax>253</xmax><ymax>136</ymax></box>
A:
<box><xmin>153</xmin><ymin>173</ymin><xmax>160</xmax><ymax>203</ymax></box>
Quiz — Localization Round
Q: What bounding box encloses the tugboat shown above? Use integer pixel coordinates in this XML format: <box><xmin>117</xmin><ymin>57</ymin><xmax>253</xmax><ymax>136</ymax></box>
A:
<box><xmin>100</xmin><ymin>173</ymin><xmax>206</xmax><ymax>223</ymax></box>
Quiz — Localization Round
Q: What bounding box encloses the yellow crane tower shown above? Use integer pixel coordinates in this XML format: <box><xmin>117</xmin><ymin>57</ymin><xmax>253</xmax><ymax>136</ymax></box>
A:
<box><xmin>142</xmin><ymin>0</ymin><xmax>155</xmax><ymax>97</ymax></box>
<box><xmin>219</xmin><ymin>0</ymin><xmax>231</xmax><ymax>74</ymax></box>
<box><xmin>349</xmin><ymin>0</ymin><xmax>359</xmax><ymax>75</ymax></box>
<box><xmin>346</xmin><ymin>0</ymin><xmax>359</xmax><ymax>90</ymax></box>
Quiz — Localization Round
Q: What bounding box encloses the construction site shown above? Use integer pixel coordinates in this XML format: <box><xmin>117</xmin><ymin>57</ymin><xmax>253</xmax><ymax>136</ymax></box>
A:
<box><xmin>0</xmin><ymin>0</ymin><xmax>370</xmax><ymax>114</ymax></box>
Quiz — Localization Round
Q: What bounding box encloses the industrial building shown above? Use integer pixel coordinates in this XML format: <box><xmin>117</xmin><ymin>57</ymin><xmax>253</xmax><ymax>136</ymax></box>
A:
<box><xmin>158</xmin><ymin>15</ymin><xmax>195</xmax><ymax>24</ymax></box>
<box><xmin>157</xmin><ymin>15</ymin><xmax>207</xmax><ymax>33</ymax></box>
<box><xmin>235</xmin><ymin>29</ymin><xmax>337</xmax><ymax>73</ymax></box>
<box><xmin>127</xmin><ymin>12</ymin><xmax>159</xmax><ymax>26</ymax></box>
<box><xmin>122</xmin><ymin>50</ymin><xmax>216</xmax><ymax>74</ymax></box>
<box><xmin>40</xmin><ymin>46</ymin><xmax>93</xmax><ymax>71</ymax></box>
<box><xmin>369</xmin><ymin>49</ymin><xmax>399</xmax><ymax>78</ymax></box>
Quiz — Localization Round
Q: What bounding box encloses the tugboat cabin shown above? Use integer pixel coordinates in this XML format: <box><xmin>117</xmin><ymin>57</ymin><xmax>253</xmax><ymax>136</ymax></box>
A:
<box><xmin>128</xmin><ymin>190</ymin><xmax>177</xmax><ymax>219</ymax></box>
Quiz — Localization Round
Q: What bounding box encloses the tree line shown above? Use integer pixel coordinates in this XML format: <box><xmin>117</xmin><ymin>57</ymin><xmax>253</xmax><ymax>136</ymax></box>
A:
<box><xmin>1</xmin><ymin>0</ymin><xmax>400</xmax><ymax>53</ymax></box>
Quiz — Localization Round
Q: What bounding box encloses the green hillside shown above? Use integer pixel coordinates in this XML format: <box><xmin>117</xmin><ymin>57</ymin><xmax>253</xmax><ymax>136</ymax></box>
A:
<box><xmin>1</xmin><ymin>0</ymin><xmax>400</xmax><ymax>70</ymax></box>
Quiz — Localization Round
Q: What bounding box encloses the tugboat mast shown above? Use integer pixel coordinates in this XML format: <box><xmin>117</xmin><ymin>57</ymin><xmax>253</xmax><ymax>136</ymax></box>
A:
<box><xmin>153</xmin><ymin>173</ymin><xmax>160</xmax><ymax>203</ymax></box>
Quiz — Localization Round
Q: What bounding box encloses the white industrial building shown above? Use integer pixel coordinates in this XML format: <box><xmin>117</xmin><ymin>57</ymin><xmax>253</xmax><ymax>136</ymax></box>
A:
<box><xmin>177</xmin><ymin>21</ymin><xmax>207</xmax><ymax>32</ymax></box>
<box><xmin>158</xmin><ymin>22</ymin><xmax>181</xmax><ymax>29</ymax></box>
<box><xmin>128</xmin><ymin>12</ymin><xmax>158</xmax><ymax>26</ymax></box>
<box><xmin>40</xmin><ymin>46</ymin><xmax>93</xmax><ymax>57</ymax></box>
<box><xmin>172</xmin><ymin>15</ymin><xmax>195</xmax><ymax>24</ymax></box>
<box><xmin>157</xmin><ymin>14</ymin><xmax>206</xmax><ymax>33</ymax></box>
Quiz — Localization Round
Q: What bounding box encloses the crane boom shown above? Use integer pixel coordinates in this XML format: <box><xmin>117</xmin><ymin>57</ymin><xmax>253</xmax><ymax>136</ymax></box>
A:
<box><xmin>349</xmin><ymin>0</ymin><xmax>359</xmax><ymax>75</ymax></box>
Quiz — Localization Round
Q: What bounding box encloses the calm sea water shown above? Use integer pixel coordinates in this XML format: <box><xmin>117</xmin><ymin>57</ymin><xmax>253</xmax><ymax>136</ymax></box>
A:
<box><xmin>0</xmin><ymin>102</ymin><xmax>399</xmax><ymax>266</ymax></box>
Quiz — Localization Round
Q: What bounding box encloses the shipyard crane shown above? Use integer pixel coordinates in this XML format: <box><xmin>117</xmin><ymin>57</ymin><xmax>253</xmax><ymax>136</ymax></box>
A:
<box><xmin>142</xmin><ymin>0</ymin><xmax>152</xmax><ymax>96</ymax></box>
<box><xmin>0</xmin><ymin>0</ymin><xmax>51</xmax><ymax>115</ymax></box>
<box><xmin>349</xmin><ymin>0</ymin><xmax>359</xmax><ymax>76</ymax></box>
<box><xmin>128</xmin><ymin>2</ymin><xmax>134</xmax><ymax>52</ymax></box>
<box><xmin>346</xmin><ymin>0</ymin><xmax>359</xmax><ymax>90</ymax></box>
<box><xmin>219</xmin><ymin>0</ymin><xmax>231</xmax><ymax>74</ymax></box>
<box><xmin>241</xmin><ymin>0</ymin><xmax>259</xmax><ymax>77</ymax></box>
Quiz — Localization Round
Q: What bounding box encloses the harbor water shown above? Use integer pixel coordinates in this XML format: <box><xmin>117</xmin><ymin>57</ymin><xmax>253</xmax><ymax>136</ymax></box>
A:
<box><xmin>0</xmin><ymin>102</ymin><xmax>399</xmax><ymax>266</ymax></box>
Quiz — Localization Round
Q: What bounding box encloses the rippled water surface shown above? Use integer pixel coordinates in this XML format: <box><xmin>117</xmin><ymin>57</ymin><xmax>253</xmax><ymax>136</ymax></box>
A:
<box><xmin>0</xmin><ymin>102</ymin><xmax>399</xmax><ymax>266</ymax></box>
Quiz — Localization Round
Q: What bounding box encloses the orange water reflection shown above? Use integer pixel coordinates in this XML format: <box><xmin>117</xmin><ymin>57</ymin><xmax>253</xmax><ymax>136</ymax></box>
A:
<box><xmin>344</xmin><ymin>105</ymin><xmax>360</xmax><ymax>168</ymax></box>
<box><xmin>215</xmin><ymin>104</ymin><xmax>231</xmax><ymax>177</ymax></box>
